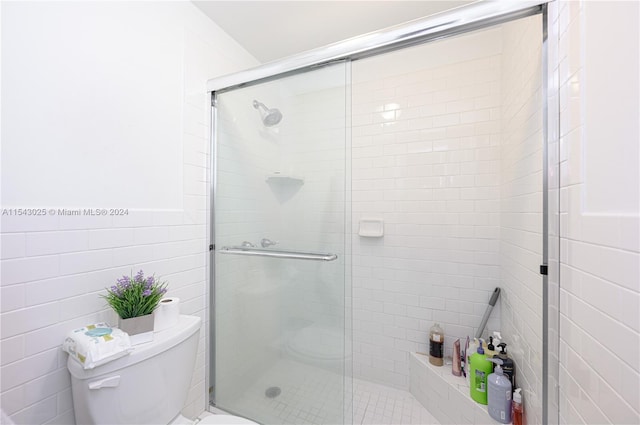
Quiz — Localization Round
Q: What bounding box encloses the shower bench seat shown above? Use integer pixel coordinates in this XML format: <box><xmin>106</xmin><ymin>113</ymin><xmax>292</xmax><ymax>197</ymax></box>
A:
<box><xmin>410</xmin><ymin>352</ymin><xmax>502</xmax><ymax>425</ymax></box>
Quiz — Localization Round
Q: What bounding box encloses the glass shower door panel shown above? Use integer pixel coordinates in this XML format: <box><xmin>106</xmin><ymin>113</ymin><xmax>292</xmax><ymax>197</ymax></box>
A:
<box><xmin>214</xmin><ymin>63</ymin><xmax>349</xmax><ymax>425</ymax></box>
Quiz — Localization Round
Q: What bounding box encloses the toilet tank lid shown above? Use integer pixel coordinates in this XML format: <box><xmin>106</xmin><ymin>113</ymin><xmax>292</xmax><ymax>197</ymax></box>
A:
<box><xmin>67</xmin><ymin>315</ymin><xmax>201</xmax><ymax>379</ymax></box>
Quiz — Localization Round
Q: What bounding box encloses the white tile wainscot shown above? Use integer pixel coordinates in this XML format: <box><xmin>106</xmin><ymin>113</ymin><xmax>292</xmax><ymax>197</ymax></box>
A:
<box><xmin>409</xmin><ymin>352</ymin><xmax>502</xmax><ymax>425</ymax></box>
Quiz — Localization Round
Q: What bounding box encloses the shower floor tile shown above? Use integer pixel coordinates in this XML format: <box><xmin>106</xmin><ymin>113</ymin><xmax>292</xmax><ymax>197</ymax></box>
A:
<box><xmin>213</xmin><ymin>358</ymin><xmax>439</xmax><ymax>425</ymax></box>
<box><xmin>353</xmin><ymin>379</ymin><xmax>438</xmax><ymax>425</ymax></box>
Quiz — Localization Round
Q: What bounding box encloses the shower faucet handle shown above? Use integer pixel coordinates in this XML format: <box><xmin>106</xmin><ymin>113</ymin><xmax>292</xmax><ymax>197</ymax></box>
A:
<box><xmin>261</xmin><ymin>238</ymin><xmax>278</xmax><ymax>248</ymax></box>
<box><xmin>241</xmin><ymin>241</ymin><xmax>256</xmax><ymax>248</ymax></box>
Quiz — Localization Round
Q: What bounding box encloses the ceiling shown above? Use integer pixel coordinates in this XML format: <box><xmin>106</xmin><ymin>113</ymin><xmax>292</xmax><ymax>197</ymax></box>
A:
<box><xmin>193</xmin><ymin>1</ymin><xmax>475</xmax><ymax>63</ymax></box>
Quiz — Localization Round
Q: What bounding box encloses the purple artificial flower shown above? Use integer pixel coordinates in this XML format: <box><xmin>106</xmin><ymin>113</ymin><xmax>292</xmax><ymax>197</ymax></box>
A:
<box><xmin>145</xmin><ymin>275</ymin><xmax>155</xmax><ymax>288</ymax></box>
<box><xmin>116</xmin><ymin>275</ymin><xmax>132</xmax><ymax>290</ymax></box>
<box><xmin>135</xmin><ymin>270</ymin><xmax>144</xmax><ymax>282</ymax></box>
<box><xmin>104</xmin><ymin>269</ymin><xmax>168</xmax><ymax>318</ymax></box>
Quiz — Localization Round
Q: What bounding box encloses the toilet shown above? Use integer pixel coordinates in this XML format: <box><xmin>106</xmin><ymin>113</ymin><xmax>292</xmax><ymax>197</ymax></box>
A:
<box><xmin>67</xmin><ymin>315</ymin><xmax>258</xmax><ymax>425</ymax></box>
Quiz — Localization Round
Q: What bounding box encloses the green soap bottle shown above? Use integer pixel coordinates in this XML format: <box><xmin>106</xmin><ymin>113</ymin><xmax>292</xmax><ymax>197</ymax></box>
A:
<box><xmin>469</xmin><ymin>338</ymin><xmax>492</xmax><ymax>405</ymax></box>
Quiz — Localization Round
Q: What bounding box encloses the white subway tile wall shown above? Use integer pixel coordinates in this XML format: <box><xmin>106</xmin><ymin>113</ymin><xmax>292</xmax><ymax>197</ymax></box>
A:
<box><xmin>0</xmin><ymin>3</ymin><xmax>258</xmax><ymax>424</ymax></box>
<box><xmin>556</xmin><ymin>1</ymin><xmax>640</xmax><ymax>424</ymax></box>
<box><xmin>351</xmin><ymin>20</ymin><xmax>547</xmax><ymax>417</ymax></box>
<box><xmin>499</xmin><ymin>15</ymin><xmax>543</xmax><ymax>425</ymax></box>
<box><xmin>351</xmin><ymin>28</ymin><xmax>508</xmax><ymax>390</ymax></box>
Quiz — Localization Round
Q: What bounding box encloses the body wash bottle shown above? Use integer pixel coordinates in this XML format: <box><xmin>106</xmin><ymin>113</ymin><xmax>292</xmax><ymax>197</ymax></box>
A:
<box><xmin>487</xmin><ymin>358</ymin><xmax>512</xmax><ymax>424</ymax></box>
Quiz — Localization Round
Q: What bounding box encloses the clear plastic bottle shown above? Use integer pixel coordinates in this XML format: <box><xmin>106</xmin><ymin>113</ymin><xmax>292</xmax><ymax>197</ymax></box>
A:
<box><xmin>429</xmin><ymin>323</ymin><xmax>444</xmax><ymax>366</ymax></box>
<box><xmin>512</xmin><ymin>388</ymin><xmax>523</xmax><ymax>425</ymax></box>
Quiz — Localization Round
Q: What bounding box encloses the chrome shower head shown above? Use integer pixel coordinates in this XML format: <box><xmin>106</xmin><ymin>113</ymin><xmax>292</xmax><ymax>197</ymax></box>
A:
<box><xmin>253</xmin><ymin>100</ymin><xmax>283</xmax><ymax>127</ymax></box>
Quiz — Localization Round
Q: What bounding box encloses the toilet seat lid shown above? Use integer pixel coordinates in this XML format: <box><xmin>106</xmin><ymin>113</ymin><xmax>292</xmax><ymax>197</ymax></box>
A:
<box><xmin>199</xmin><ymin>415</ymin><xmax>259</xmax><ymax>425</ymax></box>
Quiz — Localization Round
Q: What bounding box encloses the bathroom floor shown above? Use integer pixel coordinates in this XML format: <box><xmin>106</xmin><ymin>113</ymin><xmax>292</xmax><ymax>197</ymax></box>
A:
<box><xmin>211</xmin><ymin>358</ymin><xmax>439</xmax><ymax>425</ymax></box>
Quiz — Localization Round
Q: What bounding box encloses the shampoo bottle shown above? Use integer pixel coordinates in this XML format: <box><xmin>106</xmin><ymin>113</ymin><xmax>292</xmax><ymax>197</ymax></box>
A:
<box><xmin>429</xmin><ymin>323</ymin><xmax>444</xmax><ymax>366</ymax></box>
<box><xmin>487</xmin><ymin>358</ymin><xmax>512</xmax><ymax>424</ymax></box>
<box><xmin>494</xmin><ymin>342</ymin><xmax>516</xmax><ymax>388</ymax></box>
<box><xmin>469</xmin><ymin>339</ymin><xmax>492</xmax><ymax>405</ymax></box>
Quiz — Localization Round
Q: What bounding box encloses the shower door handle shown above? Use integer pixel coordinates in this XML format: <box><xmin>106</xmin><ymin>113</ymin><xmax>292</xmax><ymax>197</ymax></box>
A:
<box><xmin>219</xmin><ymin>246</ymin><xmax>337</xmax><ymax>261</ymax></box>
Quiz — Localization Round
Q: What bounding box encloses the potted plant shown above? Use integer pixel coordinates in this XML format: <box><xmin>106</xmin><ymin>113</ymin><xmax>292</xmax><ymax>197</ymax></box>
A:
<box><xmin>102</xmin><ymin>270</ymin><xmax>167</xmax><ymax>344</ymax></box>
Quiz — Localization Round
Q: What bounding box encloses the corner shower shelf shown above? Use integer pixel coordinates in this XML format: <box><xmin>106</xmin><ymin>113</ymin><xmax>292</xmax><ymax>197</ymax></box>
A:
<box><xmin>265</xmin><ymin>173</ymin><xmax>304</xmax><ymax>203</ymax></box>
<box><xmin>265</xmin><ymin>173</ymin><xmax>304</xmax><ymax>186</ymax></box>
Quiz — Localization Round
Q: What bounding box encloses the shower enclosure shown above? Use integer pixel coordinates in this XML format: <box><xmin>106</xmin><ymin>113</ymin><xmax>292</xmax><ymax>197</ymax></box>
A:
<box><xmin>209</xmin><ymin>2</ymin><xmax>558</xmax><ymax>425</ymax></box>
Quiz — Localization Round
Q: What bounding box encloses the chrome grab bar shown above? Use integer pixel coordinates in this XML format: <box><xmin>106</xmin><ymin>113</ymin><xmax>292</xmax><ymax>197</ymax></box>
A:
<box><xmin>219</xmin><ymin>246</ymin><xmax>338</xmax><ymax>262</ymax></box>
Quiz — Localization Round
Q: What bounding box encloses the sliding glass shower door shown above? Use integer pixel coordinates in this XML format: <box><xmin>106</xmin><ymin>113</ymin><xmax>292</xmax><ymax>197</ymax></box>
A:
<box><xmin>211</xmin><ymin>62</ymin><xmax>351</xmax><ymax>425</ymax></box>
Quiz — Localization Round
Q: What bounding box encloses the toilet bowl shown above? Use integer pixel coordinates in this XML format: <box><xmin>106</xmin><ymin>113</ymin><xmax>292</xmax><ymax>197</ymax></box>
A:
<box><xmin>67</xmin><ymin>315</ymin><xmax>258</xmax><ymax>425</ymax></box>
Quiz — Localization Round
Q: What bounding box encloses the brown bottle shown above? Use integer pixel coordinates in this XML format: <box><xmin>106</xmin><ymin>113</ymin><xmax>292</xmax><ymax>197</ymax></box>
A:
<box><xmin>429</xmin><ymin>322</ymin><xmax>444</xmax><ymax>366</ymax></box>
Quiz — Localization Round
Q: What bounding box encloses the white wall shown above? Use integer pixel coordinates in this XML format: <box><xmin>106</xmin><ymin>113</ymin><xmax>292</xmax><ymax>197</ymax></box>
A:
<box><xmin>0</xmin><ymin>2</ymin><xmax>257</xmax><ymax>424</ymax></box>
<box><xmin>2</xmin><ymin>2</ymin><xmax>182</xmax><ymax>210</ymax></box>
<box><xmin>554</xmin><ymin>1</ymin><xmax>640</xmax><ymax>424</ymax></box>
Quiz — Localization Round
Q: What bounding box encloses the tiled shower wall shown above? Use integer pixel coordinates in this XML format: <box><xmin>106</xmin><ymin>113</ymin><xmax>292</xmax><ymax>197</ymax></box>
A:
<box><xmin>555</xmin><ymin>1</ymin><xmax>640</xmax><ymax>424</ymax></box>
<box><xmin>351</xmin><ymin>28</ymin><xmax>504</xmax><ymax>389</ymax></box>
<box><xmin>0</xmin><ymin>3</ymin><xmax>257</xmax><ymax>424</ymax></box>
<box><xmin>499</xmin><ymin>16</ymin><xmax>543</xmax><ymax>425</ymax></box>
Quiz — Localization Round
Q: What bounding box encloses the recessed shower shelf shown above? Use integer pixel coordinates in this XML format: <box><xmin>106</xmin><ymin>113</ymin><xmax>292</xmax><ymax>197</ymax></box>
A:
<box><xmin>265</xmin><ymin>174</ymin><xmax>304</xmax><ymax>186</ymax></box>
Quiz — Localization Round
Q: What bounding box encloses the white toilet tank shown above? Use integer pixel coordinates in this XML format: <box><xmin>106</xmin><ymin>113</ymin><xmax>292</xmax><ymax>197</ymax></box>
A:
<box><xmin>67</xmin><ymin>315</ymin><xmax>201</xmax><ymax>425</ymax></box>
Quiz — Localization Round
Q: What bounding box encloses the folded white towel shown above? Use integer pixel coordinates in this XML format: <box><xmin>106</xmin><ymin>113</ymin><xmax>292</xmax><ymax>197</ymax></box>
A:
<box><xmin>62</xmin><ymin>323</ymin><xmax>132</xmax><ymax>369</ymax></box>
